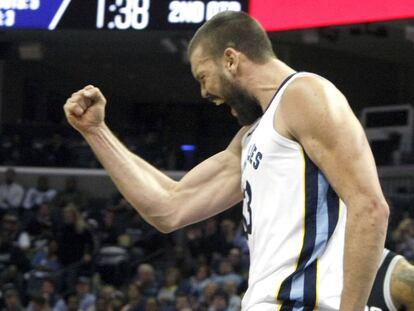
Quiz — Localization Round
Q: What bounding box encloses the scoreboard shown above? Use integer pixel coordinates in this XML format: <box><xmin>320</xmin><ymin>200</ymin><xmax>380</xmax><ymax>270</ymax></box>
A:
<box><xmin>0</xmin><ymin>0</ymin><xmax>247</xmax><ymax>30</ymax></box>
<box><xmin>0</xmin><ymin>0</ymin><xmax>413</xmax><ymax>31</ymax></box>
<box><xmin>250</xmin><ymin>0</ymin><xmax>414</xmax><ymax>31</ymax></box>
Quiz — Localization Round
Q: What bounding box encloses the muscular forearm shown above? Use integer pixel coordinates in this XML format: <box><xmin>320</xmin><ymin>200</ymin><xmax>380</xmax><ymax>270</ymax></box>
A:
<box><xmin>340</xmin><ymin>200</ymin><xmax>389</xmax><ymax>311</ymax></box>
<box><xmin>64</xmin><ymin>87</ymin><xmax>244</xmax><ymax>233</ymax></box>
<box><xmin>82</xmin><ymin>124</ymin><xmax>177</xmax><ymax>231</ymax></box>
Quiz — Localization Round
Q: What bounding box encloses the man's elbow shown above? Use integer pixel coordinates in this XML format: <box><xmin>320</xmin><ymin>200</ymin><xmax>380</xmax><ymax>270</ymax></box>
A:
<box><xmin>128</xmin><ymin>195</ymin><xmax>182</xmax><ymax>234</ymax></box>
<box><xmin>145</xmin><ymin>208</ymin><xmax>183</xmax><ymax>234</ymax></box>
<box><xmin>372</xmin><ymin>199</ymin><xmax>389</xmax><ymax>222</ymax></box>
<box><xmin>348</xmin><ymin>197</ymin><xmax>389</xmax><ymax>228</ymax></box>
<box><xmin>362</xmin><ymin>198</ymin><xmax>389</xmax><ymax>229</ymax></box>
<box><xmin>153</xmin><ymin>220</ymin><xmax>178</xmax><ymax>234</ymax></box>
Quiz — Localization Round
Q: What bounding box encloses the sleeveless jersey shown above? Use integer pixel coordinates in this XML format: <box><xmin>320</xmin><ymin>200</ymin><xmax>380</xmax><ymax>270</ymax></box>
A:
<box><xmin>240</xmin><ymin>72</ymin><xmax>347</xmax><ymax>311</ymax></box>
<box><xmin>366</xmin><ymin>249</ymin><xmax>403</xmax><ymax>311</ymax></box>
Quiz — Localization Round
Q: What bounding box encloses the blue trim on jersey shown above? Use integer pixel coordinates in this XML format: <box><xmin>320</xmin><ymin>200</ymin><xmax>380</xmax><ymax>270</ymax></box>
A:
<box><xmin>277</xmin><ymin>153</ymin><xmax>340</xmax><ymax>310</ymax></box>
<box><xmin>327</xmin><ymin>185</ymin><xmax>340</xmax><ymax>238</ymax></box>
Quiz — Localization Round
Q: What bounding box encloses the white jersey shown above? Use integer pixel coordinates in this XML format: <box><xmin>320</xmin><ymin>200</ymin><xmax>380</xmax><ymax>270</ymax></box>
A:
<box><xmin>240</xmin><ymin>72</ymin><xmax>347</xmax><ymax>311</ymax></box>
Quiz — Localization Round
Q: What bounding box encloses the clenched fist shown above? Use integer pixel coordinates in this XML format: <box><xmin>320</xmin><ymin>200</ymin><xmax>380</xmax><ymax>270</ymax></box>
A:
<box><xmin>64</xmin><ymin>85</ymin><xmax>106</xmax><ymax>134</ymax></box>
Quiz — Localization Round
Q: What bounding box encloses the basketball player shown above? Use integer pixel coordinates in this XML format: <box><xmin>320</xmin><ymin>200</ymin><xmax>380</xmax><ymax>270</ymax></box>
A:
<box><xmin>368</xmin><ymin>249</ymin><xmax>414</xmax><ymax>311</ymax></box>
<box><xmin>64</xmin><ymin>11</ymin><xmax>389</xmax><ymax>311</ymax></box>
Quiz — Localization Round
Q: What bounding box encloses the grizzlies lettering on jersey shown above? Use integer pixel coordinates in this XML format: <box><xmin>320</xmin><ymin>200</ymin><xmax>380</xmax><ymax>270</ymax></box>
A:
<box><xmin>245</xmin><ymin>144</ymin><xmax>263</xmax><ymax>170</ymax></box>
<box><xmin>240</xmin><ymin>72</ymin><xmax>347</xmax><ymax>311</ymax></box>
<box><xmin>366</xmin><ymin>249</ymin><xmax>403</xmax><ymax>311</ymax></box>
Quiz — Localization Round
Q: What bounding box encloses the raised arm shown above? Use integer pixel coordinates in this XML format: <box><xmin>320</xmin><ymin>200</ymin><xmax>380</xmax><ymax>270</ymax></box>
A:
<box><xmin>277</xmin><ymin>76</ymin><xmax>389</xmax><ymax>311</ymax></box>
<box><xmin>64</xmin><ymin>85</ymin><xmax>244</xmax><ymax>233</ymax></box>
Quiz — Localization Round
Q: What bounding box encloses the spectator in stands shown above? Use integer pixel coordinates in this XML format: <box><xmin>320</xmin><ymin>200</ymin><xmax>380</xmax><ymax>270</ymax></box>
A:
<box><xmin>174</xmin><ymin>292</ymin><xmax>191</xmax><ymax>311</ymax></box>
<box><xmin>0</xmin><ymin>168</ymin><xmax>24</xmax><ymax>214</ymax></box>
<box><xmin>143</xmin><ymin>297</ymin><xmax>158</xmax><ymax>311</ymax></box>
<box><xmin>164</xmin><ymin>246</ymin><xmax>194</xmax><ymax>284</ymax></box>
<box><xmin>186</xmin><ymin>226</ymin><xmax>205</xmax><ymax>260</ymax></box>
<box><xmin>222</xmin><ymin>281</ymin><xmax>240</xmax><ymax>311</ymax></box>
<box><xmin>90</xmin><ymin>297</ymin><xmax>107</xmax><ymax>311</ymax></box>
<box><xmin>0</xmin><ymin>231</ymin><xmax>30</xmax><ymax>284</ymax></box>
<box><xmin>134</xmin><ymin>264</ymin><xmax>159</xmax><ymax>298</ymax></box>
<box><xmin>110</xmin><ymin>194</ymin><xmax>136</xmax><ymax>228</ymax></box>
<box><xmin>120</xmin><ymin>283</ymin><xmax>144</xmax><ymax>311</ymax></box>
<box><xmin>39</xmin><ymin>278</ymin><xmax>61</xmax><ymax>310</ymax></box>
<box><xmin>53</xmin><ymin>177</ymin><xmax>87</xmax><ymax>210</ymax></box>
<box><xmin>63</xmin><ymin>293</ymin><xmax>80</xmax><ymax>311</ymax></box>
<box><xmin>108</xmin><ymin>295</ymin><xmax>125</xmax><ymax>311</ymax></box>
<box><xmin>157</xmin><ymin>267</ymin><xmax>181</xmax><ymax>308</ymax></box>
<box><xmin>56</xmin><ymin>205</ymin><xmax>94</xmax><ymax>292</ymax></box>
<box><xmin>26</xmin><ymin>204</ymin><xmax>53</xmax><ymax>239</ymax></box>
<box><xmin>201</xmin><ymin>219</ymin><xmax>221</xmax><ymax>262</ymax></box>
<box><xmin>30</xmin><ymin>239</ymin><xmax>61</xmax><ymax>273</ymax></box>
<box><xmin>2</xmin><ymin>288</ymin><xmax>24</xmax><ymax>311</ymax></box>
<box><xmin>208</xmin><ymin>290</ymin><xmax>229</xmax><ymax>311</ymax></box>
<box><xmin>22</xmin><ymin>176</ymin><xmax>57</xmax><ymax>223</ymax></box>
<box><xmin>57</xmin><ymin>205</ymin><xmax>94</xmax><ymax>265</ymax></box>
<box><xmin>189</xmin><ymin>265</ymin><xmax>211</xmax><ymax>296</ymax></box>
<box><xmin>211</xmin><ymin>259</ymin><xmax>242</xmax><ymax>288</ymax></box>
<box><xmin>97</xmin><ymin>208</ymin><xmax>124</xmax><ymax>246</ymax></box>
<box><xmin>393</xmin><ymin>217</ymin><xmax>414</xmax><ymax>262</ymax></box>
<box><xmin>1</xmin><ymin>214</ymin><xmax>30</xmax><ymax>251</ymax></box>
<box><xmin>216</xmin><ymin>220</ymin><xmax>237</xmax><ymax>257</ymax></box>
<box><xmin>95</xmin><ymin>241</ymin><xmax>129</xmax><ymax>287</ymax></box>
<box><xmin>26</xmin><ymin>241</ymin><xmax>61</xmax><ymax>300</ymax></box>
<box><xmin>99</xmin><ymin>285</ymin><xmax>116</xmax><ymax>304</ymax></box>
<box><xmin>75</xmin><ymin>277</ymin><xmax>96</xmax><ymax>311</ymax></box>
<box><xmin>124</xmin><ymin>213</ymin><xmax>146</xmax><ymax>248</ymax></box>
<box><xmin>226</xmin><ymin>248</ymin><xmax>246</xmax><ymax>275</ymax></box>
<box><xmin>232</xmin><ymin>223</ymin><xmax>249</xmax><ymax>256</ymax></box>
<box><xmin>199</xmin><ymin>283</ymin><xmax>219</xmax><ymax>310</ymax></box>
<box><xmin>54</xmin><ymin>277</ymin><xmax>94</xmax><ymax>311</ymax></box>
<box><xmin>26</xmin><ymin>295</ymin><xmax>49</xmax><ymax>311</ymax></box>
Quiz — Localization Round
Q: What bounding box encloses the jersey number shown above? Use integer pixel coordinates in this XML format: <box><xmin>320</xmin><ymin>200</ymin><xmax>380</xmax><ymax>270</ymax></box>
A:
<box><xmin>242</xmin><ymin>180</ymin><xmax>253</xmax><ymax>236</ymax></box>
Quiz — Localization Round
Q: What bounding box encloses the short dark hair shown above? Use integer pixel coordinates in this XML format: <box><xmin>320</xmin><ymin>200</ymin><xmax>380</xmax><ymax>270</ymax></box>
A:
<box><xmin>188</xmin><ymin>11</ymin><xmax>275</xmax><ymax>63</ymax></box>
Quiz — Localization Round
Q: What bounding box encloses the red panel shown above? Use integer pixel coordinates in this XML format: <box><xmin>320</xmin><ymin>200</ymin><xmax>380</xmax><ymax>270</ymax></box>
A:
<box><xmin>249</xmin><ymin>0</ymin><xmax>414</xmax><ymax>31</ymax></box>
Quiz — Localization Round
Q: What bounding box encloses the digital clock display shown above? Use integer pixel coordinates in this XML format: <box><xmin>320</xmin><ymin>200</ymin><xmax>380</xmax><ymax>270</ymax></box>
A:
<box><xmin>0</xmin><ymin>0</ymin><xmax>247</xmax><ymax>30</ymax></box>
<box><xmin>2</xmin><ymin>0</ymin><xmax>411</xmax><ymax>32</ymax></box>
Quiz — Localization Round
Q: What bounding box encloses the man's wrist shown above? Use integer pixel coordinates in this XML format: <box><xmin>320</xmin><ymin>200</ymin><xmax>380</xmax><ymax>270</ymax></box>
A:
<box><xmin>81</xmin><ymin>122</ymin><xmax>108</xmax><ymax>138</ymax></box>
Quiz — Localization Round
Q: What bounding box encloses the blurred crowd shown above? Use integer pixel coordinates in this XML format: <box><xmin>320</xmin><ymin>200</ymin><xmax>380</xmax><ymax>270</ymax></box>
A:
<box><xmin>0</xmin><ymin>168</ymin><xmax>249</xmax><ymax>311</ymax></box>
<box><xmin>0</xmin><ymin>132</ymin><xmax>176</xmax><ymax>170</ymax></box>
<box><xmin>2</xmin><ymin>129</ymin><xmax>413</xmax><ymax>171</ymax></box>
<box><xmin>0</xmin><ymin>167</ymin><xmax>412</xmax><ymax>311</ymax></box>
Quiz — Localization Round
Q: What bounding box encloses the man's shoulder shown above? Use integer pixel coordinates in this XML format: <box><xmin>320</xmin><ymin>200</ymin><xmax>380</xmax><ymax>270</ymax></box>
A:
<box><xmin>283</xmin><ymin>73</ymin><xmax>337</xmax><ymax>104</ymax></box>
<box><xmin>275</xmin><ymin>71</ymin><xmax>351</xmax><ymax>142</ymax></box>
<box><xmin>279</xmin><ymin>72</ymin><xmax>347</xmax><ymax>121</ymax></box>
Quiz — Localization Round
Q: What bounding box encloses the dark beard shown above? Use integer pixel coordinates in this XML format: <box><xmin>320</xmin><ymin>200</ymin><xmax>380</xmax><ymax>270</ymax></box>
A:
<box><xmin>219</xmin><ymin>75</ymin><xmax>263</xmax><ymax>126</ymax></box>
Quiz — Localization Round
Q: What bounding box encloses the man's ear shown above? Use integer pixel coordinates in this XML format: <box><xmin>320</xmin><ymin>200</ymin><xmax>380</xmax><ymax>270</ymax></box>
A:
<box><xmin>223</xmin><ymin>48</ymin><xmax>240</xmax><ymax>75</ymax></box>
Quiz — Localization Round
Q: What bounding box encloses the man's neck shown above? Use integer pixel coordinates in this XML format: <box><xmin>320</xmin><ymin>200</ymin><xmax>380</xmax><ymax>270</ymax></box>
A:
<box><xmin>243</xmin><ymin>58</ymin><xmax>296</xmax><ymax>112</ymax></box>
